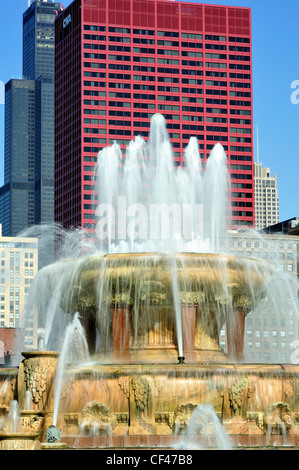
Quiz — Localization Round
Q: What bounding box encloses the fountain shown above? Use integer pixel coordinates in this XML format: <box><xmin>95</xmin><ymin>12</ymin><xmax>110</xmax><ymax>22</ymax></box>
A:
<box><xmin>0</xmin><ymin>114</ymin><xmax>299</xmax><ymax>450</ymax></box>
<box><xmin>0</xmin><ymin>400</ymin><xmax>41</xmax><ymax>450</ymax></box>
<box><xmin>176</xmin><ymin>403</ymin><xmax>233</xmax><ymax>450</ymax></box>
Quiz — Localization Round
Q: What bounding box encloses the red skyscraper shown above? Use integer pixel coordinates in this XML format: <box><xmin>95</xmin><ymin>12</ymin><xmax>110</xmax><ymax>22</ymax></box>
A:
<box><xmin>55</xmin><ymin>0</ymin><xmax>254</xmax><ymax>234</ymax></box>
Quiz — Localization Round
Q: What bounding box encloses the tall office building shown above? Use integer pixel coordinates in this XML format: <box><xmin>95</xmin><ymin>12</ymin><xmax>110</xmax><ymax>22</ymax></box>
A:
<box><xmin>0</xmin><ymin>80</ymin><xmax>36</xmax><ymax>236</ymax></box>
<box><xmin>23</xmin><ymin>0</ymin><xmax>61</xmax><ymax>81</ymax></box>
<box><xmin>0</xmin><ymin>0</ymin><xmax>63</xmax><ymax>238</ymax></box>
<box><xmin>0</xmin><ymin>224</ymin><xmax>38</xmax><ymax>351</ymax></box>
<box><xmin>222</xmin><ymin>231</ymin><xmax>299</xmax><ymax>363</ymax></box>
<box><xmin>55</xmin><ymin>0</ymin><xmax>255</xmax><ymax>234</ymax></box>
<box><xmin>254</xmin><ymin>162</ymin><xmax>279</xmax><ymax>230</ymax></box>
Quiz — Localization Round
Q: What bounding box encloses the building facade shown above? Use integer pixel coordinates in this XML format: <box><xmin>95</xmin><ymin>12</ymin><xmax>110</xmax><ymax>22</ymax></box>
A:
<box><xmin>0</xmin><ymin>80</ymin><xmax>36</xmax><ymax>237</ymax></box>
<box><xmin>263</xmin><ymin>217</ymin><xmax>299</xmax><ymax>237</ymax></box>
<box><xmin>0</xmin><ymin>225</ymin><xmax>38</xmax><ymax>351</ymax></box>
<box><xmin>23</xmin><ymin>0</ymin><xmax>60</xmax><ymax>81</ymax></box>
<box><xmin>254</xmin><ymin>162</ymin><xmax>279</xmax><ymax>230</ymax></box>
<box><xmin>55</xmin><ymin>0</ymin><xmax>255</xmax><ymax>235</ymax></box>
<box><xmin>0</xmin><ymin>0</ymin><xmax>63</xmax><ymax>238</ymax></box>
<box><xmin>221</xmin><ymin>231</ymin><xmax>299</xmax><ymax>363</ymax></box>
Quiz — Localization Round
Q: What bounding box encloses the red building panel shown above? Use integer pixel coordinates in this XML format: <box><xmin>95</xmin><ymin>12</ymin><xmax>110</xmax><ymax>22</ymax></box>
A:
<box><xmin>55</xmin><ymin>0</ymin><xmax>255</xmax><ymax>234</ymax></box>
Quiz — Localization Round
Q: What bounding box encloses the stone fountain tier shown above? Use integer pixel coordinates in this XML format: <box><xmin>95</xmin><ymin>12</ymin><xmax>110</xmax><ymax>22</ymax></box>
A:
<box><xmin>44</xmin><ymin>253</ymin><xmax>271</xmax><ymax>363</ymax></box>
<box><xmin>35</xmin><ymin>361</ymin><xmax>299</xmax><ymax>448</ymax></box>
<box><xmin>0</xmin><ymin>432</ymin><xmax>41</xmax><ymax>450</ymax></box>
<box><xmin>1</xmin><ymin>354</ymin><xmax>299</xmax><ymax>449</ymax></box>
<box><xmin>54</xmin><ymin>253</ymin><xmax>269</xmax><ymax>305</ymax></box>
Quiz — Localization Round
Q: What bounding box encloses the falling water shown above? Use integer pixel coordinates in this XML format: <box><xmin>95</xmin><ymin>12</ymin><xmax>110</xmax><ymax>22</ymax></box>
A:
<box><xmin>171</xmin><ymin>257</ymin><xmax>183</xmax><ymax>359</ymax></box>
<box><xmin>177</xmin><ymin>404</ymin><xmax>232</xmax><ymax>450</ymax></box>
<box><xmin>96</xmin><ymin>113</ymin><xmax>229</xmax><ymax>254</ymax></box>
<box><xmin>94</xmin><ymin>113</ymin><xmax>229</xmax><ymax>358</ymax></box>
<box><xmin>52</xmin><ymin>312</ymin><xmax>91</xmax><ymax>427</ymax></box>
<box><xmin>21</xmin><ymin>224</ymin><xmax>98</xmax><ymax>352</ymax></box>
<box><xmin>6</xmin><ymin>401</ymin><xmax>22</xmax><ymax>434</ymax></box>
<box><xmin>24</xmin><ymin>391</ymin><xmax>33</xmax><ymax>411</ymax></box>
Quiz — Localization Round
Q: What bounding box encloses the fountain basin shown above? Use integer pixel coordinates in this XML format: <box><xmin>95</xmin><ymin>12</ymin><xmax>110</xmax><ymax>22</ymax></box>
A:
<box><xmin>44</xmin><ymin>253</ymin><xmax>271</xmax><ymax>363</ymax></box>
<box><xmin>49</xmin><ymin>361</ymin><xmax>299</xmax><ymax>448</ymax></box>
<box><xmin>1</xmin><ymin>354</ymin><xmax>299</xmax><ymax>449</ymax></box>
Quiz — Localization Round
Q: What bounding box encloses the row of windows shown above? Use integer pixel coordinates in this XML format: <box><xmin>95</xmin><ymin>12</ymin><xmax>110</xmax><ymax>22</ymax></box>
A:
<box><xmin>82</xmin><ymin>117</ymin><xmax>251</xmax><ymax>128</ymax></box>
<box><xmin>83</xmin><ymin>47</ymin><xmax>250</xmax><ymax>62</ymax></box>
<box><xmin>84</xmin><ymin>121</ymin><xmax>251</xmax><ymax>134</ymax></box>
<box><xmin>83</xmin><ymin>72</ymin><xmax>251</xmax><ymax>90</ymax></box>
<box><xmin>84</xmin><ymin>88</ymin><xmax>250</xmax><ymax>100</ymax></box>
<box><xmin>83</xmin><ymin>60</ymin><xmax>250</xmax><ymax>73</ymax></box>
<box><xmin>83</xmin><ymin>144</ymin><xmax>251</xmax><ymax>154</ymax></box>
<box><xmin>82</xmin><ymin>118</ymin><xmax>251</xmax><ymax>127</ymax></box>
<box><xmin>83</xmin><ymin>81</ymin><xmax>250</xmax><ymax>94</ymax></box>
<box><xmin>82</xmin><ymin>63</ymin><xmax>250</xmax><ymax>81</ymax></box>
<box><xmin>83</xmin><ymin>26</ymin><xmax>250</xmax><ymax>45</ymax></box>
<box><xmin>83</xmin><ymin>132</ymin><xmax>251</xmax><ymax>144</ymax></box>
<box><xmin>83</xmin><ymin>106</ymin><xmax>251</xmax><ymax>117</ymax></box>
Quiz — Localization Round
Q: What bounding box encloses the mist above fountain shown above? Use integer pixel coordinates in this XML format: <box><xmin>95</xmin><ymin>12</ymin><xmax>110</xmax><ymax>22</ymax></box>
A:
<box><xmin>97</xmin><ymin>113</ymin><xmax>228</xmax><ymax>254</ymax></box>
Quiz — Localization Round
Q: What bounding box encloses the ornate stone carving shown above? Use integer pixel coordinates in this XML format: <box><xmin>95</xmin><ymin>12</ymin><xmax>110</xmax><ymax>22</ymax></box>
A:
<box><xmin>118</xmin><ymin>377</ymin><xmax>130</xmax><ymax>399</ymax></box>
<box><xmin>23</xmin><ymin>362</ymin><xmax>48</xmax><ymax>407</ymax></box>
<box><xmin>64</xmin><ymin>413</ymin><xmax>79</xmax><ymax>435</ymax></box>
<box><xmin>131</xmin><ymin>377</ymin><xmax>150</xmax><ymax>410</ymax></box>
<box><xmin>46</xmin><ymin>425</ymin><xmax>62</xmax><ymax>443</ymax></box>
<box><xmin>0</xmin><ymin>436</ymin><xmax>41</xmax><ymax>450</ymax></box>
<box><xmin>228</xmin><ymin>377</ymin><xmax>251</xmax><ymax>418</ymax></box>
<box><xmin>0</xmin><ymin>405</ymin><xmax>9</xmax><ymax>419</ymax></box>
<box><xmin>129</xmin><ymin>376</ymin><xmax>156</xmax><ymax>435</ymax></box>
<box><xmin>79</xmin><ymin>402</ymin><xmax>116</xmax><ymax>436</ymax></box>
<box><xmin>263</xmin><ymin>402</ymin><xmax>296</xmax><ymax>435</ymax></box>
<box><xmin>20</xmin><ymin>352</ymin><xmax>59</xmax><ymax>411</ymax></box>
<box><xmin>21</xmin><ymin>412</ymin><xmax>46</xmax><ymax>434</ymax></box>
<box><xmin>169</xmin><ymin>402</ymin><xmax>199</xmax><ymax>434</ymax></box>
<box><xmin>140</xmin><ymin>280</ymin><xmax>167</xmax><ymax>305</ymax></box>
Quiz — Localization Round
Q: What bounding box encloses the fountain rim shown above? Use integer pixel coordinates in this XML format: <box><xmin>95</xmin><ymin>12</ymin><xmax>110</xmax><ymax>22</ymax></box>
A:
<box><xmin>21</xmin><ymin>351</ymin><xmax>60</xmax><ymax>360</ymax></box>
<box><xmin>0</xmin><ymin>431</ymin><xmax>40</xmax><ymax>440</ymax></box>
<box><xmin>57</xmin><ymin>251</ymin><xmax>269</xmax><ymax>270</ymax></box>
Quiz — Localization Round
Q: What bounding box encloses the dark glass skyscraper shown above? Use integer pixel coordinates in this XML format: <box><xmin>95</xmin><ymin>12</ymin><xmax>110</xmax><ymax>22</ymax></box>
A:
<box><xmin>23</xmin><ymin>0</ymin><xmax>58</xmax><ymax>81</ymax></box>
<box><xmin>0</xmin><ymin>80</ymin><xmax>36</xmax><ymax>236</ymax></box>
<box><xmin>0</xmin><ymin>0</ymin><xmax>63</xmax><ymax>238</ymax></box>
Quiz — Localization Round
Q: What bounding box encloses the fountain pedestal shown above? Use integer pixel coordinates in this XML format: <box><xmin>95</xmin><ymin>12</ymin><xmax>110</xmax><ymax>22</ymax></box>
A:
<box><xmin>17</xmin><ymin>351</ymin><xmax>60</xmax><ymax>414</ymax></box>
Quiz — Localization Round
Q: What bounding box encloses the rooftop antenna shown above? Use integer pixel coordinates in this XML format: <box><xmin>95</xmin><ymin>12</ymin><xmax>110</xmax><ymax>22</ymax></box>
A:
<box><xmin>256</xmin><ymin>124</ymin><xmax>260</xmax><ymax>164</ymax></box>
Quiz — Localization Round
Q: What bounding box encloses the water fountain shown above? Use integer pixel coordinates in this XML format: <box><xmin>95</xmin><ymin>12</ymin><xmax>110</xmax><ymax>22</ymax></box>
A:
<box><xmin>0</xmin><ymin>400</ymin><xmax>41</xmax><ymax>450</ymax></box>
<box><xmin>0</xmin><ymin>114</ymin><xmax>299</xmax><ymax>450</ymax></box>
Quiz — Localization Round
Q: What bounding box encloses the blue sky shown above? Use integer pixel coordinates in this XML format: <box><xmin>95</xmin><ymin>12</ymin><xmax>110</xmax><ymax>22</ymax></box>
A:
<box><xmin>0</xmin><ymin>0</ymin><xmax>298</xmax><ymax>222</ymax></box>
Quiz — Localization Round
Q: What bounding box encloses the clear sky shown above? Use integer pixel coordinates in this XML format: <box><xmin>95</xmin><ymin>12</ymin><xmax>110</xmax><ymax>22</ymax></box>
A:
<box><xmin>0</xmin><ymin>0</ymin><xmax>298</xmax><ymax>222</ymax></box>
